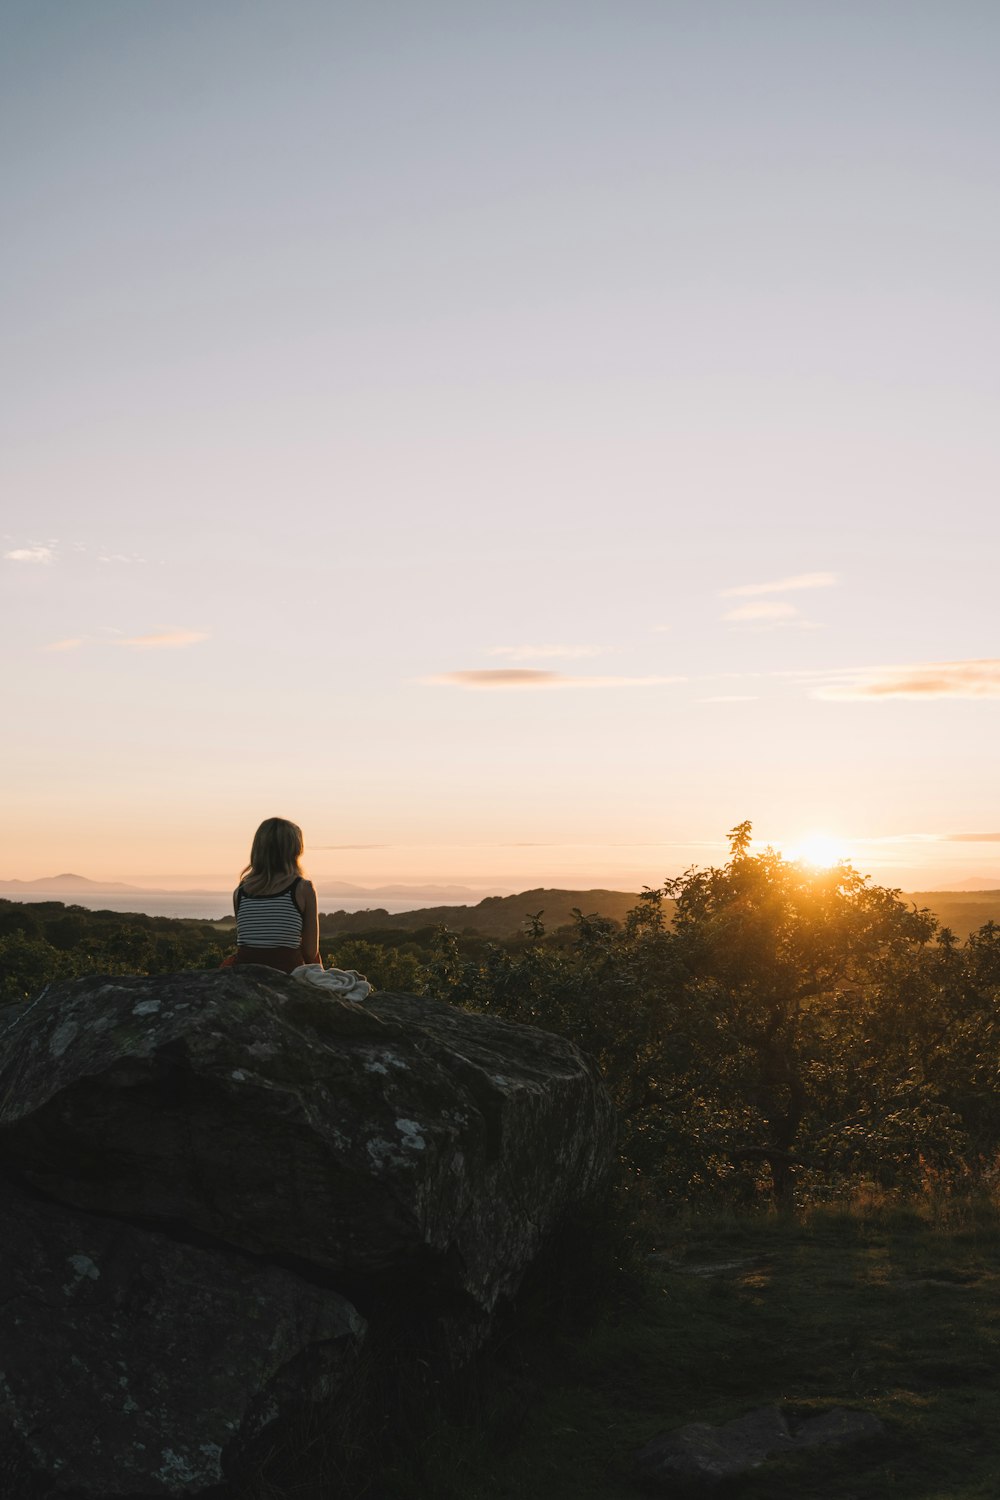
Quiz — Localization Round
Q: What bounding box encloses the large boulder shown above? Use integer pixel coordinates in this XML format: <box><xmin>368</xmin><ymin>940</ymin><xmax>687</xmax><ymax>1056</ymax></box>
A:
<box><xmin>0</xmin><ymin>969</ymin><xmax>615</xmax><ymax>1495</ymax></box>
<box><xmin>0</xmin><ymin>970</ymin><xmax>615</xmax><ymax>1314</ymax></box>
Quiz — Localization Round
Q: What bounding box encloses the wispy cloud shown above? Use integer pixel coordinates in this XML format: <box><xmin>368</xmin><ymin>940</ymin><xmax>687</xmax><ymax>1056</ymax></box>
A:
<box><xmin>72</xmin><ymin>543</ymin><xmax>145</xmax><ymax>564</ymax></box>
<box><xmin>4</xmin><ymin>546</ymin><xmax>54</xmax><ymax>564</ymax></box>
<box><xmin>489</xmin><ymin>644</ymin><xmax>603</xmax><ymax>661</ymax></box>
<box><xmin>722</xmin><ymin>601</ymin><xmax>799</xmax><ymax>624</ymax></box>
<box><xmin>813</xmin><ymin>659</ymin><xmax>1000</xmax><ymax>701</ymax></box>
<box><xmin>120</xmin><ymin>630</ymin><xmax>209</xmax><ymax>650</ymax></box>
<box><xmin>423</xmin><ymin>670</ymin><xmax>685</xmax><ymax>690</ymax></box>
<box><xmin>312</xmin><ymin>844</ymin><xmax>391</xmax><ymax>850</ymax></box>
<box><xmin>700</xmin><ymin>695</ymin><xmax>758</xmax><ymax>702</ymax></box>
<box><xmin>720</xmin><ymin>571</ymin><xmax>838</xmax><ymax>598</ymax></box>
<box><xmin>42</xmin><ymin>638</ymin><xmax>84</xmax><ymax>652</ymax></box>
<box><xmin>942</xmin><ymin>831</ymin><xmax>1000</xmax><ymax>843</ymax></box>
<box><xmin>6</xmin><ymin>542</ymin><xmax>146</xmax><ymax>569</ymax></box>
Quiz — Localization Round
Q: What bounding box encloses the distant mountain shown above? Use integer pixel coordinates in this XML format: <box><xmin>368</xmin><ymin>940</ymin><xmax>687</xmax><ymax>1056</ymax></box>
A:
<box><xmin>315</xmin><ymin>882</ymin><xmax>482</xmax><ymax>900</ymax></box>
<box><xmin>0</xmin><ymin>873</ymin><xmax>143</xmax><ymax>893</ymax></box>
<box><xmin>0</xmin><ymin>875</ymin><xmax>231</xmax><ymax>898</ymax></box>
<box><xmin>0</xmin><ymin>874</ymin><xmax>483</xmax><ymax>902</ymax></box>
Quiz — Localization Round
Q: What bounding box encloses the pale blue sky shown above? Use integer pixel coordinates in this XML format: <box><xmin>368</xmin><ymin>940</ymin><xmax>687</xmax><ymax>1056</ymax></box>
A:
<box><xmin>3</xmin><ymin>1</ymin><xmax>998</xmax><ymax>888</ymax></box>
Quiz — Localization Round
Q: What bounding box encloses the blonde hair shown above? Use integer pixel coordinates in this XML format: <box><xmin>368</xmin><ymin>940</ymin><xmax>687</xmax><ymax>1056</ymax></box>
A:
<box><xmin>240</xmin><ymin>817</ymin><xmax>304</xmax><ymax>894</ymax></box>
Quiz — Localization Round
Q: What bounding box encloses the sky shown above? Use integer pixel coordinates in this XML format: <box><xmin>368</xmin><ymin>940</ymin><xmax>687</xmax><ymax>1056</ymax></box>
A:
<box><xmin>2</xmin><ymin>0</ymin><xmax>999</xmax><ymax>893</ymax></box>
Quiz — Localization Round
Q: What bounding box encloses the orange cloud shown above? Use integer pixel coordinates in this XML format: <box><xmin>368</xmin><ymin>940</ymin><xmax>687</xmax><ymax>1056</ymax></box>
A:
<box><xmin>722</xmin><ymin>601</ymin><xmax>799</xmax><ymax>624</ymax></box>
<box><xmin>42</xmin><ymin>638</ymin><xmax>84</xmax><ymax>652</ymax></box>
<box><xmin>423</xmin><ymin>670</ymin><xmax>685</xmax><ymax>689</ymax></box>
<box><xmin>720</xmin><ymin>571</ymin><xmax>837</xmax><ymax>597</ymax></box>
<box><xmin>120</xmin><ymin>630</ymin><xmax>208</xmax><ymax>649</ymax></box>
<box><xmin>814</xmin><ymin>659</ymin><xmax>1000</xmax><ymax>700</ymax></box>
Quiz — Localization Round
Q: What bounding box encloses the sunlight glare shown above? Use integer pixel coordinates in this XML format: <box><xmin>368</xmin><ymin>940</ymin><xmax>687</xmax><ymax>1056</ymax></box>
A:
<box><xmin>788</xmin><ymin>832</ymin><xmax>849</xmax><ymax>869</ymax></box>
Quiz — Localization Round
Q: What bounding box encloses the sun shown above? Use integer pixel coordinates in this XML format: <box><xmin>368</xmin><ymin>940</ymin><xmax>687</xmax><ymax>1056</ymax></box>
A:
<box><xmin>789</xmin><ymin>832</ymin><xmax>849</xmax><ymax>869</ymax></box>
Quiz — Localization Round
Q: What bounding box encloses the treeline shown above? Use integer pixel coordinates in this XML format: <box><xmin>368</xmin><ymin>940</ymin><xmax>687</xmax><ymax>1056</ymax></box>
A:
<box><xmin>3</xmin><ymin>828</ymin><xmax>1000</xmax><ymax>1206</ymax></box>
<box><xmin>0</xmin><ymin>901</ymin><xmax>231</xmax><ymax>1000</ymax></box>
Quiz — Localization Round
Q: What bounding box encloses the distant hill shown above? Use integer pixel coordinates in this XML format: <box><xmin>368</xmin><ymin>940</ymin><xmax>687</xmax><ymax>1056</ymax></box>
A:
<box><xmin>904</xmin><ymin>891</ymin><xmax>1000</xmax><ymax>939</ymax></box>
<box><xmin>319</xmin><ymin>888</ymin><xmax>645</xmax><ymax>938</ymax></box>
<box><xmin>318</xmin><ymin>886</ymin><xmax>1000</xmax><ymax>942</ymax></box>
<box><xmin>4</xmin><ymin>879</ymin><xmax>998</xmax><ymax>944</ymax></box>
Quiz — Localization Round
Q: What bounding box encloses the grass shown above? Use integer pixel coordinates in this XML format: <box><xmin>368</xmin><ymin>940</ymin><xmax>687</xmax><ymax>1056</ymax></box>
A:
<box><xmin>379</xmin><ymin>1190</ymin><xmax>1000</xmax><ymax>1500</ymax></box>
<box><xmin>239</xmin><ymin>1187</ymin><xmax>1000</xmax><ymax>1499</ymax></box>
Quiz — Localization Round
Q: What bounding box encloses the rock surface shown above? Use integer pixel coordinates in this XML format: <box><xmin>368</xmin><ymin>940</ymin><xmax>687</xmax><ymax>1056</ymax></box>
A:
<box><xmin>0</xmin><ymin>968</ymin><xmax>615</xmax><ymax>1496</ymax></box>
<box><xmin>0</xmin><ymin>970</ymin><xmax>615</xmax><ymax>1312</ymax></box>
<box><xmin>0</xmin><ymin>1179</ymin><xmax>362</xmax><ymax>1496</ymax></box>
<box><xmin>634</xmin><ymin>1404</ymin><xmax>886</xmax><ymax>1486</ymax></box>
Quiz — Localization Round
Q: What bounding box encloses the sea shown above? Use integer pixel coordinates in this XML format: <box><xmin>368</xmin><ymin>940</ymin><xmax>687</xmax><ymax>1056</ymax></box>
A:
<box><xmin>3</xmin><ymin>892</ymin><xmax>457</xmax><ymax>922</ymax></box>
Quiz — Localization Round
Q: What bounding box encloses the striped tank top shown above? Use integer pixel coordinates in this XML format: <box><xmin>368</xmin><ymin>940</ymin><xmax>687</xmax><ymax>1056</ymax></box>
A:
<box><xmin>235</xmin><ymin>877</ymin><xmax>304</xmax><ymax>948</ymax></box>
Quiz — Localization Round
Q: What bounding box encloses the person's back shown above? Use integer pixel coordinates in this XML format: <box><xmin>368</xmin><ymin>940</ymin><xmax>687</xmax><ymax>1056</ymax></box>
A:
<box><xmin>232</xmin><ymin>817</ymin><xmax>320</xmax><ymax>975</ymax></box>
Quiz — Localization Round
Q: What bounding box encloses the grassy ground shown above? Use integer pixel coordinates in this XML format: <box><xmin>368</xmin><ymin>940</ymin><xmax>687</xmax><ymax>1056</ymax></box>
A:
<box><xmin>360</xmin><ymin>1190</ymin><xmax>1000</xmax><ymax>1500</ymax></box>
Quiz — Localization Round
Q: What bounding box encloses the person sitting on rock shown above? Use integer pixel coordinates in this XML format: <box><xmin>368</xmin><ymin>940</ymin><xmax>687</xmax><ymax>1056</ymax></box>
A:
<box><xmin>231</xmin><ymin>817</ymin><xmax>321</xmax><ymax>974</ymax></box>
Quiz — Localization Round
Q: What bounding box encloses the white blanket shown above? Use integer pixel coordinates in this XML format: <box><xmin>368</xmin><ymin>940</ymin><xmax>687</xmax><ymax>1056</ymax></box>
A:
<box><xmin>291</xmin><ymin>963</ymin><xmax>372</xmax><ymax>1003</ymax></box>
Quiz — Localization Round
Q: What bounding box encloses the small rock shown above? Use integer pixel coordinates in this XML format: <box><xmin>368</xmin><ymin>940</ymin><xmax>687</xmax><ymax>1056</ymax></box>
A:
<box><xmin>635</xmin><ymin>1403</ymin><xmax>885</xmax><ymax>1487</ymax></box>
<box><xmin>635</xmin><ymin>1406</ymin><xmax>792</xmax><ymax>1482</ymax></box>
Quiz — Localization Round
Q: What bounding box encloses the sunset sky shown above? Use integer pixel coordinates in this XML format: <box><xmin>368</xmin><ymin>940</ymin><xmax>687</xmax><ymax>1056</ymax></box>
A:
<box><xmin>3</xmin><ymin>1</ymin><xmax>999</xmax><ymax>893</ymax></box>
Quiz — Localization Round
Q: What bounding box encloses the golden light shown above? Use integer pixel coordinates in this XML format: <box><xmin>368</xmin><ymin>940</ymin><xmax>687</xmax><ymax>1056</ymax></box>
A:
<box><xmin>788</xmin><ymin>832</ymin><xmax>849</xmax><ymax>869</ymax></box>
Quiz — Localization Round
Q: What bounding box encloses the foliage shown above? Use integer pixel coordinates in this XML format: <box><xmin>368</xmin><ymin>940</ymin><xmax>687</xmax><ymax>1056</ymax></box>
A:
<box><xmin>4</xmin><ymin>827</ymin><xmax>1000</xmax><ymax>1204</ymax></box>
<box><xmin>6</xmin><ymin>852</ymin><xmax>1000</xmax><ymax>1498</ymax></box>
<box><xmin>394</xmin><ymin>825</ymin><xmax>1000</xmax><ymax>1206</ymax></box>
<box><xmin>0</xmin><ymin>900</ymin><xmax>226</xmax><ymax>1003</ymax></box>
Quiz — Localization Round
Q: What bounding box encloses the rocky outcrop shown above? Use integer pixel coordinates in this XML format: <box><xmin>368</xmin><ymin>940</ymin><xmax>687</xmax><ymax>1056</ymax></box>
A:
<box><xmin>0</xmin><ymin>968</ymin><xmax>615</xmax><ymax>1495</ymax></box>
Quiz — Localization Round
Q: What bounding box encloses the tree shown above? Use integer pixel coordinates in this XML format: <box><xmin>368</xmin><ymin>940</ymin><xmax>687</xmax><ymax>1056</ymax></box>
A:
<box><xmin>663</xmin><ymin>824</ymin><xmax>938</xmax><ymax>1200</ymax></box>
